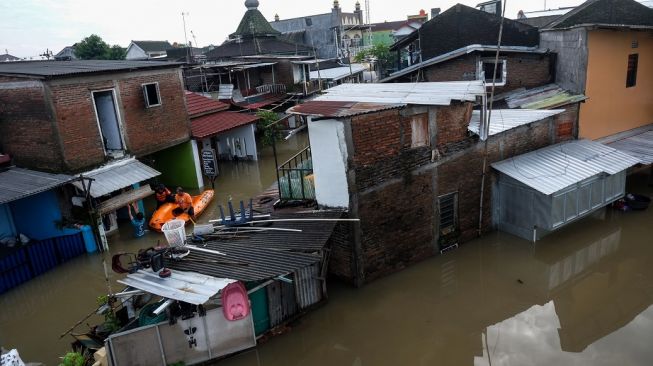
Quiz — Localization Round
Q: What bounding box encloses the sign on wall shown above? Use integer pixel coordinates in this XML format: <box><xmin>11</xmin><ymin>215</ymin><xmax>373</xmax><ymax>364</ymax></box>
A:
<box><xmin>201</xmin><ymin>149</ymin><xmax>218</xmax><ymax>177</ymax></box>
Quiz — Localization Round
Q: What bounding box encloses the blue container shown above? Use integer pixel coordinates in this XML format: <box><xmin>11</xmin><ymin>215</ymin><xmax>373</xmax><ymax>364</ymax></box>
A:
<box><xmin>80</xmin><ymin>225</ymin><xmax>97</xmax><ymax>253</ymax></box>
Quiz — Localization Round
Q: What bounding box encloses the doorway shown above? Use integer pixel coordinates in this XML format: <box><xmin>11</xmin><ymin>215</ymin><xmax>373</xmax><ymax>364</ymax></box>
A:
<box><xmin>93</xmin><ymin>90</ymin><xmax>124</xmax><ymax>153</ymax></box>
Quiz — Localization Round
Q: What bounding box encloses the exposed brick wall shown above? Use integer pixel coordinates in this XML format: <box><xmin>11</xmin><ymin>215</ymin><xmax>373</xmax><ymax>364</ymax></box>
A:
<box><xmin>418</xmin><ymin>52</ymin><xmax>553</xmax><ymax>94</ymax></box>
<box><xmin>0</xmin><ymin>80</ymin><xmax>64</xmax><ymax>171</ymax></box>
<box><xmin>553</xmin><ymin>103</ymin><xmax>579</xmax><ymax>142</ymax></box>
<box><xmin>45</xmin><ymin>69</ymin><xmax>190</xmax><ymax>172</ymax></box>
<box><xmin>49</xmin><ymin>79</ymin><xmax>114</xmax><ymax>171</ymax></box>
<box><xmin>117</xmin><ymin>70</ymin><xmax>190</xmax><ymax>157</ymax></box>
<box><xmin>357</xmin><ymin>172</ymin><xmax>437</xmax><ymax>282</ymax></box>
<box><xmin>344</xmin><ymin>103</ymin><xmax>573</xmax><ymax>283</ymax></box>
<box><xmin>327</xmin><ymin>212</ymin><xmax>356</xmax><ymax>283</ymax></box>
<box><xmin>436</xmin><ymin>102</ymin><xmax>473</xmax><ymax>150</ymax></box>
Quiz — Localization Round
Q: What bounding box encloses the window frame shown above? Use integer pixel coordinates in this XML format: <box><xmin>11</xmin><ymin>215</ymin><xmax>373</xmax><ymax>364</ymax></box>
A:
<box><xmin>626</xmin><ymin>53</ymin><xmax>638</xmax><ymax>88</ymax></box>
<box><xmin>410</xmin><ymin>113</ymin><xmax>430</xmax><ymax>148</ymax></box>
<box><xmin>142</xmin><ymin>82</ymin><xmax>162</xmax><ymax>108</ymax></box>
<box><xmin>90</xmin><ymin>88</ymin><xmax>126</xmax><ymax>156</ymax></box>
<box><xmin>438</xmin><ymin>192</ymin><xmax>459</xmax><ymax>236</ymax></box>
<box><xmin>478</xmin><ymin>59</ymin><xmax>507</xmax><ymax>86</ymax></box>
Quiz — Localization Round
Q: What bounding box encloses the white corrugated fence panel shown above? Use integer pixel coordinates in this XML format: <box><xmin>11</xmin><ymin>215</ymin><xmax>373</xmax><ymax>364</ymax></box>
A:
<box><xmin>492</xmin><ymin>140</ymin><xmax>640</xmax><ymax>195</ymax></box>
<box><xmin>468</xmin><ymin>109</ymin><xmax>565</xmax><ymax>136</ymax></box>
<box><xmin>118</xmin><ymin>269</ymin><xmax>235</xmax><ymax>305</ymax></box>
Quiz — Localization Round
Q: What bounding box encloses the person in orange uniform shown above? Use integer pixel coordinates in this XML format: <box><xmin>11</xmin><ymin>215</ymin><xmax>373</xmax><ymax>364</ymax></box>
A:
<box><xmin>154</xmin><ymin>184</ymin><xmax>174</xmax><ymax>209</ymax></box>
<box><xmin>175</xmin><ymin>187</ymin><xmax>194</xmax><ymax>217</ymax></box>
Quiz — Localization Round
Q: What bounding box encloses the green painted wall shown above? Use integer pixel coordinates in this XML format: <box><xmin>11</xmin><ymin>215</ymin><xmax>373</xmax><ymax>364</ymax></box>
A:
<box><xmin>151</xmin><ymin>141</ymin><xmax>201</xmax><ymax>190</ymax></box>
<box><xmin>372</xmin><ymin>31</ymin><xmax>395</xmax><ymax>46</ymax></box>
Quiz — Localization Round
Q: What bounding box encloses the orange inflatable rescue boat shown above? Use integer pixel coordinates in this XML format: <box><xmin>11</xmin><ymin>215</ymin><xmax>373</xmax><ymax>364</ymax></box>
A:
<box><xmin>149</xmin><ymin>190</ymin><xmax>215</xmax><ymax>232</ymax></box>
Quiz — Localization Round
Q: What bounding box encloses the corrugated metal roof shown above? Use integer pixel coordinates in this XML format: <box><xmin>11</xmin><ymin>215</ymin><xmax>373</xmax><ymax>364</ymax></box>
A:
<box><xmin>287</xmin><ymin>101</ymin><xmax>403</xmax><ymax>118</ymax></box>
<box><xmin>72</xmin><ymin>158</ymin><xmax>160</xmax><ymax>198</ymax></box>
<box><xmin>492</xmin><ymin>139</ymin><xmax>641</xmax><ymax>195</ymax></box>
<box><xmin>191</xmin><ymin>111</ymin><xmax>259</xmax><ymax>138</ymax></box>
<box><xmin>0</xmin><ymin>60</ymin><xmax>181</xmax><ymax>79</ymax></box>
<box><xmin>230</xmin><ymin>62</ymin><xmax>277</xmax><ymax>71</ymax></box>
<box><xmin>381</xmin><ymin>45</ymin><xmax>546</xmax><ymax>82</ymax></box>
<box><xmin>0</xmin><ymin>168</ymin><xmax>75</xmax><ymax>205</ymax></box>
<box><xmin>468</xmin><ymin>109</ymin><xmax>565</xmax><ymax>137</ymax></box>
<box><xmin>606</xmin><ymin>128</ymin><xmax>653</xmax><ymax>165</ymax></box>
<box><xmin>310</xmin><ymin>64</ymin><xmax>366</xmax><ymax>81</ymax></box>
<box><xmin>166</xmin><ymin>212</ymin><xmax>342</xmax><ymax>282</ymax></box>
<box><xmin>502</xmin><ymin>84</ymin><xmax>587</xmax><ymax>109</ymax></box>
<box><xmin>118</xmin><ymin>270</ymin><xmax>235</xmax><ymax>305</ymax></box>
<box><xmin>314</xmin><ymin>81</ymin><xmax>486</xmax><ymax>106</ymax></box>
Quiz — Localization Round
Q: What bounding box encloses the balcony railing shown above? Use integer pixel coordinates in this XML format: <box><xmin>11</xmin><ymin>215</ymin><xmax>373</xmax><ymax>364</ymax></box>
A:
<box><xmin>277</xmin><ymin>146</ymin><xmax>315</xmax><ymax>201</ymax></box>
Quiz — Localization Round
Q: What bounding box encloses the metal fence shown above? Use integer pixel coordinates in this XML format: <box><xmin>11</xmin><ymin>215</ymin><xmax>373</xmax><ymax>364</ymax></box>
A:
<box><xmin>107</xmin><ymin>308</ymin><xmax>256</xmax><ymax>366</ymax></box>
<box><xmin>278</xmin><ymin>146</ymin><xmax>315</xmax><ymax>201</ymax></box>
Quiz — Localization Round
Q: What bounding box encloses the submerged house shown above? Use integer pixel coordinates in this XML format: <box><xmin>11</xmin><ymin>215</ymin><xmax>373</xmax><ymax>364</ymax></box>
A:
<box><xmin>288</xmin><ymin>81</ymin><xmax>592</xmax><ymax>284</ymax></box>
<box><xmin>95</xmin><ymin>212</ymin><xmax>342</xmax><ymax>365</ymax></box>
<box><xmin>192</xmin><ymin>0</ymin><xmax>317</xmax><ymax>101</ymax></box>
<box><xmin>492</xmin><ymin>140</ymin><xmax>639</xmax><ymax>241</ymax></box>
<box><xmin>186</xmin><ymin>91</ymin><xmax>260</xmax><ymax>161</ymax></box>
<box><xmin>0</xmin><ymin>60</ymin><xmax>201</xmax><ymax>245</ymax></box>
<box><xmin>0</xmin><ymin>167</ymin><xmax>96</xmax><ymax>294</ymax></box>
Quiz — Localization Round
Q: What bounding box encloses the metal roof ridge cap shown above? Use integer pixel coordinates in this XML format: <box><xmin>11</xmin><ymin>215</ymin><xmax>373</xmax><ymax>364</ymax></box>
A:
<box><xmin>77</xmin><ymin>157</ymin><xmax>139</xmax><ymax>176</ymax></box>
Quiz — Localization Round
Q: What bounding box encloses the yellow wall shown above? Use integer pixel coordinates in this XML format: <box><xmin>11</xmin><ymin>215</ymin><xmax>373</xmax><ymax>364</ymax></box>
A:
<box><xmin>580</xmin><ymin>30</ymin><xmax>653</xmax><ymax>140</ymax></box>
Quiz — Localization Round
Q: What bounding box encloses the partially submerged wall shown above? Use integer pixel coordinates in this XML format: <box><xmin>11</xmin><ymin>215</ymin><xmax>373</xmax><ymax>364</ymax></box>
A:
<box><xmin>336</xmin><ymin>104</ymin><xmax>578</xmax><ymax>284</ymax></box>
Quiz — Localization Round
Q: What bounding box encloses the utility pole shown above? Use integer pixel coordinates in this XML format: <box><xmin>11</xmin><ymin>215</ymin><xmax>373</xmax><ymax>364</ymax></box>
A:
<box><xmin>181</xmin><ymin>12</ymin><xmax>190</xmax><ymax>63</ymax></box>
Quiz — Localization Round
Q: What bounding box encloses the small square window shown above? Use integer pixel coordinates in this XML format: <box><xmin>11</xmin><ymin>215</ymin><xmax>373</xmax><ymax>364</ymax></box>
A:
<box><xmin>410</xmin><ymin>114</ymin><xmax>429</xmax><ymax>148</ymax></box>
<box><xmin>142</xmin><ymin>82</ymin><xmax>161</xmax><ymax>107</ymax></box>
<box><xmin>626</xmin><ymin>54</ymin><xmax>638</xmax><ymax>88</ymax></box>
<box><xmin>479</xmin><ymin>59</ymin><xmax>506</xmax><ymax>86</ymax></box>
<box><xmin>439</xmin><ymin>192</ymin><xmax>458</xmax><ymax>235</ymax></box>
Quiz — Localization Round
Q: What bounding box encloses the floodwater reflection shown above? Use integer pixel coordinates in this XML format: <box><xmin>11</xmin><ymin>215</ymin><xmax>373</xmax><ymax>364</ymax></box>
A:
<box><xmin>218</xmin><ymin>171</ymin><xmax>653</xmax><ymax>366</ymax></box>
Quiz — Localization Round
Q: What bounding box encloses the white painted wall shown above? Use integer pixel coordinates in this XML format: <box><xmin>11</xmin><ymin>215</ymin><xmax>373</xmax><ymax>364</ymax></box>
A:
<box><xmin>308</xmin><ymin>119</ymin><xmax>350</xmax><ymax>208</ymax></box>
<box><xmin>125</xmin><ymin>43</ymin><xmax>147</xmax><ymax>60</ymax></box>
<box><xmin>215</xmin><ymin>124</ymin><xmax>258</xmax><ymax>161</ymax></box>
<box><xmin>190</xmin><ymin>139</ymin><xmax>205</xmax><ymax>189</ymax></box>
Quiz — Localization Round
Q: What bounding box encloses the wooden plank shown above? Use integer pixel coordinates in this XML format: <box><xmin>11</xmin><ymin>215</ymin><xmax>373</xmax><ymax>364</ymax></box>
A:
<box><xmin>98</xmin><ymin>185</ymin><xmax>154</xmax><ymax>215</ymax></box>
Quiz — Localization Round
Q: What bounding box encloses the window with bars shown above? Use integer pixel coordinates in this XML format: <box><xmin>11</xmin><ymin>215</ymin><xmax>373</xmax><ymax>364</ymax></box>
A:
<box><xmin>626</xmin><ymin>54</ymin><xmax>638</xmax><ymax>88</ymax></box>
<box><xmin>439</xmin><ymin>192</ymin><xmax>458</xmax><ymax>235</ymax></box>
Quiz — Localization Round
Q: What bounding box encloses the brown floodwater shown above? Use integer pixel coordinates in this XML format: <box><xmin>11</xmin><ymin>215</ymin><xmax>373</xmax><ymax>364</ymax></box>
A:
<box><xmin>1</xmin><ymin>140</ymin><xmax>652</xmax><ymax>365</ymax></box>
<box><xmin>0</xmin><ymin>133</ymin><xmax>309</xmax><ymax>365</ymax></box>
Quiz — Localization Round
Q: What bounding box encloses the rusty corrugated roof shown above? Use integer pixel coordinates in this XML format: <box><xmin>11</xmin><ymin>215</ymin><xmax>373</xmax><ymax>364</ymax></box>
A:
<box><xmin>287</xmin><ymin>101</ymin><xmax>404</xmax><ymax>118</ymax></box>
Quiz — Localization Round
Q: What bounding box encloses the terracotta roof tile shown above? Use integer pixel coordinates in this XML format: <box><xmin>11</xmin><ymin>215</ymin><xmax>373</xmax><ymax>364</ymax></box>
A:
<box><xmin>191</xmin><ymin>111</ymin><xmax>259</xmax><ymax>139</ymax></box>
<box><xmin>185</xmin><ymin>91</ymin><xmax>230</xmax><ymax>117</ymax></box>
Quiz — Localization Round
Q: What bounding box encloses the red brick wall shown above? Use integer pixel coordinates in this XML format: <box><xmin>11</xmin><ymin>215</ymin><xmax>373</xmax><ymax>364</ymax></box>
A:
<box><xmin>436</xmin><ymin>102</ymin><xmax>473</xmax><ymax>150</ymax></box>
<box><xmin>49</xmin><ymin>79</ymin><xmax>114</xmax><ymax>171</ymax></box>
<box><xmin>554</xmin><ymin>104</ymin><xmax>579</xmax><ymax>142</ymax></box>
<box><xmin>0</xmin><ymin>80</ymin><xmax>64</xmax><ymax>171</ymax></box>
<box><xmin>346</xmin><ymin>104</ymin><xmax>570</xmax><ymax>283</ymax></box>
<box><xmin>423</xmin><ymin>53</ymin><xmax>553</xmax><ymax>93</ymax></box>
<box><xmin>117</xmin><ymin>70</ymin><xmax>190</xmax><ymax>156</ymax></box>
<box><xmin>47</xmin><ymin>69</ymin><xmax>190</xmax><ymax>171</ymax></box>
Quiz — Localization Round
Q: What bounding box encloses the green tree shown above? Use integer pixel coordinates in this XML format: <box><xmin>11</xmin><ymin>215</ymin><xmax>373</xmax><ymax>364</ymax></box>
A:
<box><xmin>106</xmin><ymin>45</ymin><xmax>127</xmax><ymax>60</ymax></box>
<box><xmin>354</xmin><ymin>43</ymin><xmax>394</xmax><ymax>77</ymax></box>
<box><xmin>74</xmin><ymin>34</ymin><xmax>125</xmax><ymax>60</ymax></box>
<box><xmin>256</xmin><ymin>110</ymin><xmax>283</xmax><ymax>146</ymax></box>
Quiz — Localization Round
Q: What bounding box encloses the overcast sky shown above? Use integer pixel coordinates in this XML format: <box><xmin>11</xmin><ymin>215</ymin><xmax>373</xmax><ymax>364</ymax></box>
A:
<box><xmin>1</xmin><ymin>0</ymin><xmax>587</xmax><ymax>58</ymax></box>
